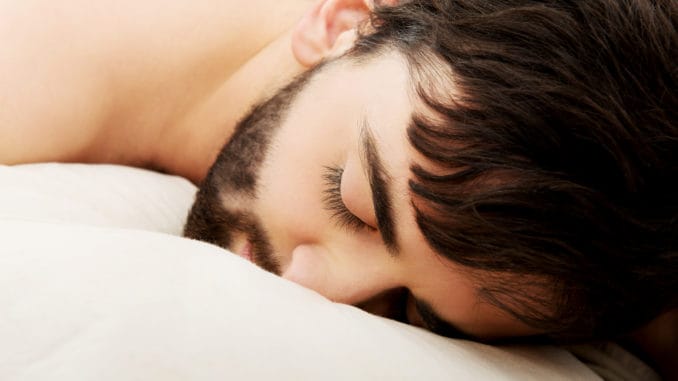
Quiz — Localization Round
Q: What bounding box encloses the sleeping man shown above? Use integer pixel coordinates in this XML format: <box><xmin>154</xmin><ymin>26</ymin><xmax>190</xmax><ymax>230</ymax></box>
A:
<box><xmin>2</xmin><ymin>0</ymin><xmax>676</xmax><ymax>377</ymax></box>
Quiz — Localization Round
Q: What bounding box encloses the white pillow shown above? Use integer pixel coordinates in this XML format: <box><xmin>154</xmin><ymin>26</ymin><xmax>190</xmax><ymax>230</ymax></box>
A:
<box><xmin>0</xmin><ymin>163</ymin><xmax>196</xmax><ymax>234</ymax></box>
<box><xmin>0</xmin><ymin>164</ymin><xmax>598</xmax><ymax>380</ymax></box>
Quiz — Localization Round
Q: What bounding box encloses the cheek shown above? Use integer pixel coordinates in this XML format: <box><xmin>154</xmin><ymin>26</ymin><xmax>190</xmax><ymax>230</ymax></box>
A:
<box><xmin>256</xmin><ymin>158</ymin><xmax>324</xmax><ymax>242</ymax></box>
<box><xmin>252</xmin><ymin>122</ymin><xmax>344</xmax><ymax>249</ymax></box>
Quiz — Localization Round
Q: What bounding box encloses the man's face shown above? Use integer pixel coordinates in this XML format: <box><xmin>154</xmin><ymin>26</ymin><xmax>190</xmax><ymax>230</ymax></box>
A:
<box><xmin>187</xmin><ymin>51</ymin><xmax>536</xmax><ymax>339</ymax></box>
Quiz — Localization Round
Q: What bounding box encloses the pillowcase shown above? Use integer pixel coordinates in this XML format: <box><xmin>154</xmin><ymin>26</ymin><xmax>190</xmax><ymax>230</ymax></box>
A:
<box><xmin>0</xmin><ymin>163</ymin><xmax>196</xmax><ymax>234</ymax></box>
<box><xmin>0</xmin><ymin>163</ymin><xmax>598</xmax><ymax>380</ymax></box>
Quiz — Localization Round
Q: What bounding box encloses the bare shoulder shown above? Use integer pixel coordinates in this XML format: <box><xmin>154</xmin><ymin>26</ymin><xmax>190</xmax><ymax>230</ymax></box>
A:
<box><xmin>0</xmin><ymin>1</ymin><xmax>111</xmax><ymax>163</ymax></box>
<box><xmin>0</xmin><ymin>0</ymin><xmax>311</xmax><ymax>167</ymax></box>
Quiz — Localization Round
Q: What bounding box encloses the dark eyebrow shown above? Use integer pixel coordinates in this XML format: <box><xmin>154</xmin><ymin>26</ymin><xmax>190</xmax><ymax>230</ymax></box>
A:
<box><xmin>359</xmin><ymin>122</ymin><xmax>470</xmax><ymax>339</ymax></box>
<box><xmin>414</xmin><ymin>298</ymin><xmax>471</xmax><ymax>339</ymax></box>
<box><xmin>359</xmin><ymin>120</ymin><xmax>399</xmax><ymax>254</ymax></box>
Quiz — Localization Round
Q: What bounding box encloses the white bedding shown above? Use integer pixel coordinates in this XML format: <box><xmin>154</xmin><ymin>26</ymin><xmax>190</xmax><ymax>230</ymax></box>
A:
<box><xmin>0</xmin><ymin>163</ymin><xmax>600</xmax><ymax>380</ymax></box>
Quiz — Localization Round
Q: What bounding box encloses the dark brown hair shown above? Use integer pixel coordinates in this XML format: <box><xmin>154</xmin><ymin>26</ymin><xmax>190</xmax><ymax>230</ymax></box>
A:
<box><xmin>350</xmin><ymin>0</ymin><xmax>677</xmax><ymax>341</ymax></box>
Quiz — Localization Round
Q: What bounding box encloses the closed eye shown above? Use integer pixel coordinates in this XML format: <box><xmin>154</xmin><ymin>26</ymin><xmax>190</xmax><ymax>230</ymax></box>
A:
<box><xmin>322</xmin><ymin>165</ymin><xmax>376</xmax><ymax>233</ymax></box>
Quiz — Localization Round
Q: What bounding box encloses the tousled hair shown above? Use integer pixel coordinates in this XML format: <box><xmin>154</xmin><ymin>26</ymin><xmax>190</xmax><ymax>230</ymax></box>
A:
<box><xmin>350</xmin><ymin>0</ymin><xmax>677</xmax><ymax>340</ymax></box>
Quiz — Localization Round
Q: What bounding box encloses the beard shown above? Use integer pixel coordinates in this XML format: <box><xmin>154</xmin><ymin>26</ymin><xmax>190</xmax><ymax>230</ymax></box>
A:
<box><xmin>183</xmin><ymin>64</ymin><xmax>324</xmax><ymax>275</ymax></box>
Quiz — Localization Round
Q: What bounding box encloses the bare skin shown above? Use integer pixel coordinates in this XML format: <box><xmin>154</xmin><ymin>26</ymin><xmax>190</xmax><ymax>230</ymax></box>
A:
<box><xmin>1</xmin><ymin>0</ymin><xmax>674</xmax><ymax>377</ymax></box>
<box><xmin>0</xmin><ymin>0</ymin><xmax>313</xmax><ymax>182</ymax></box>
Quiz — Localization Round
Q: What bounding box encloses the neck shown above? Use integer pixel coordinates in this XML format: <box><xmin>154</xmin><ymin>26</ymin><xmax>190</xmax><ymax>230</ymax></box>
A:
<box><xmin>84</xmin><ymin>0</ymin><xmax>311</xmax><ymax>183</ymax></box>
<box><xmin>155</xmin><ymin>31</ymin><xmax>306</xmax><ymax>183</ymax></box>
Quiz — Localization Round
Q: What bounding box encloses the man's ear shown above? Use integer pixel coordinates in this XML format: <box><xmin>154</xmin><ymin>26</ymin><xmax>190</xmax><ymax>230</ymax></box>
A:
<box><xmin>291</xmin><ymin>0</ymin><xmax>373</xmax><ymax>67</ymax></box>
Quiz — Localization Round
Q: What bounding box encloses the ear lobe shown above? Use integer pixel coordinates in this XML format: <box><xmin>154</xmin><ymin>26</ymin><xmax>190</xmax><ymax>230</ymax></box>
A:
<box><xmin>291</xmin><ymin>0</ymin><xmax>371</xmax><ymax>67</ymax></box>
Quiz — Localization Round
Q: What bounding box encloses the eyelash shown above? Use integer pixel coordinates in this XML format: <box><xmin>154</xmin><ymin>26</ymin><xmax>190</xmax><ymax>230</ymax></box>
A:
<box><xmin>322</xmin><ymin>165</ymin><xmax>375</xmax><ymax>233</ymax></box>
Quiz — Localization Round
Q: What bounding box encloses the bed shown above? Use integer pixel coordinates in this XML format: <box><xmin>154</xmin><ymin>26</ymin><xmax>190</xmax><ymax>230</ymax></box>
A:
<box><xmin>1</xmin><ymin>163</ymin><xmax>644</xmax><ymax>380</ymax></box>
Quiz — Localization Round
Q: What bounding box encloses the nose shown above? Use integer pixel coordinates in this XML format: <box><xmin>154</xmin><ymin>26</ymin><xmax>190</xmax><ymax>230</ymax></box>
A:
<box><xmin>281</xmin><ymin>243</ymin><xmax>402</xmax><ymax>305</ymax></box>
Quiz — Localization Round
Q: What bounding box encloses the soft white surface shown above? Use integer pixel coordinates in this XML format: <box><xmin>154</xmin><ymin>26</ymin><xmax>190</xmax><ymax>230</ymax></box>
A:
<box><xmin>0</xmin><ymin>163</ymin><xmax>599</xmax><ymax>380</ymax></box>
<box><xmin>0</xmin><ymin>163</ymin><xmax>196</xmax><ymax>234</ymax></box>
